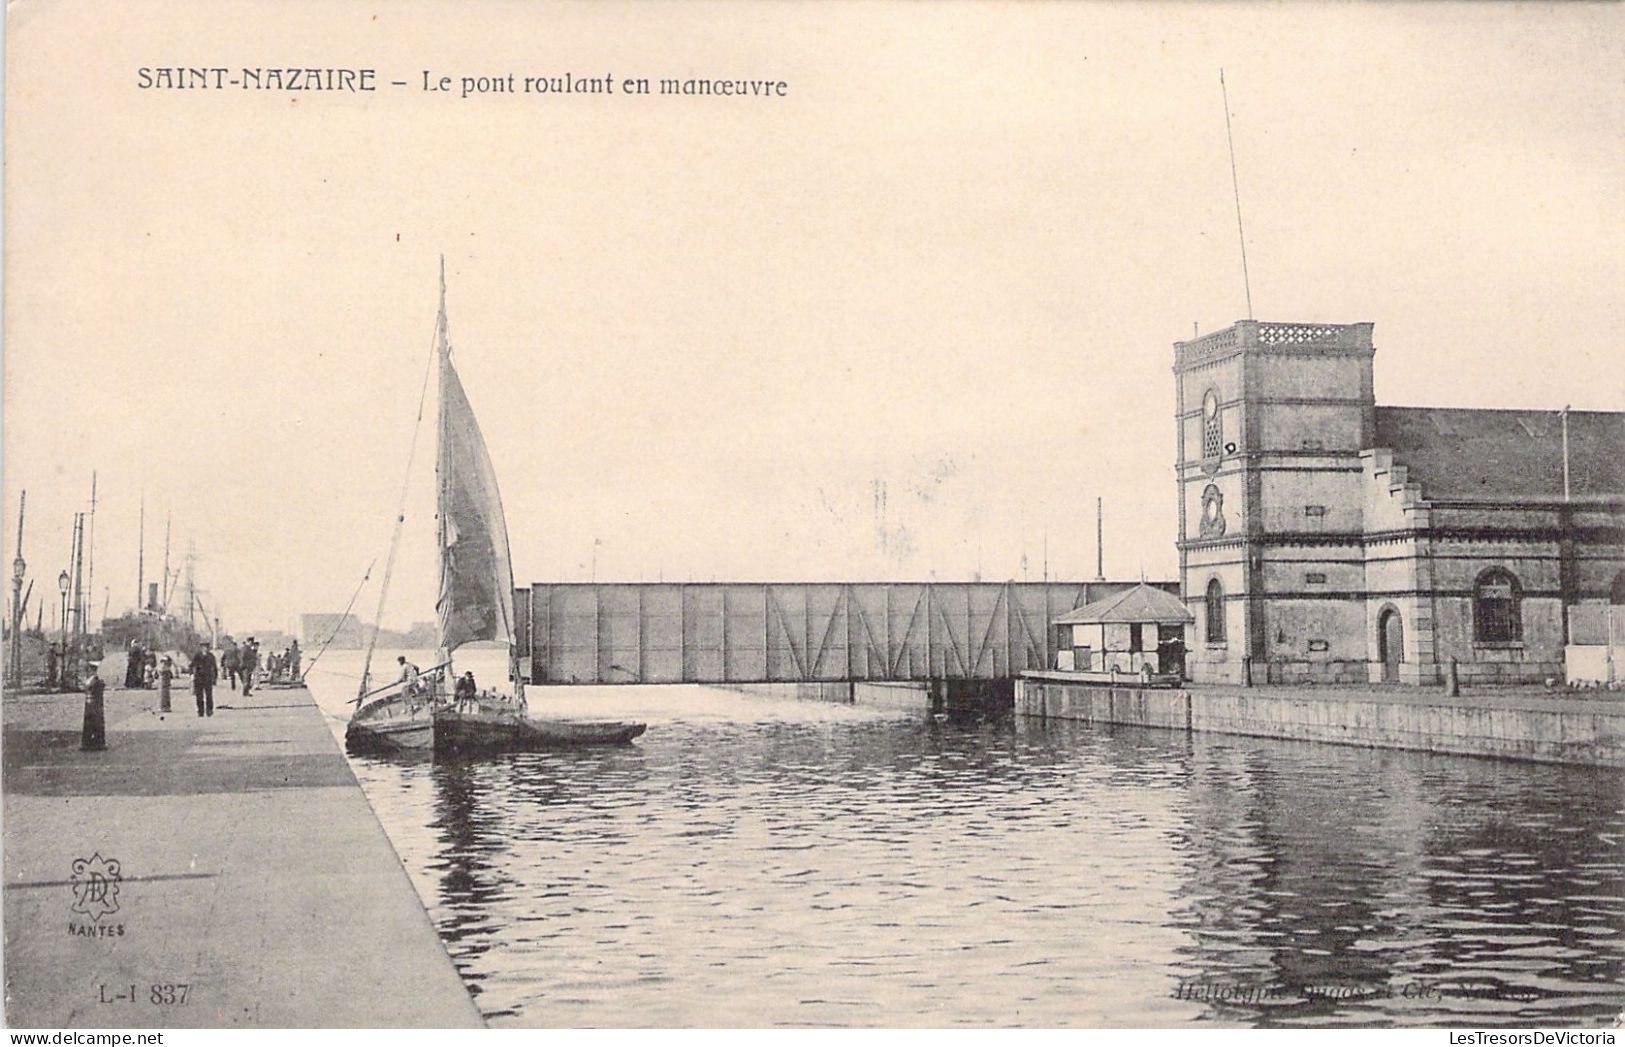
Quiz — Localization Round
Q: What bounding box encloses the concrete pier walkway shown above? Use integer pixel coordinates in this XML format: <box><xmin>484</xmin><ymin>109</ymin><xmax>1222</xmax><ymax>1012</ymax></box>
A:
<box><xmin>2</xmin><ymin>677</ymin><xmax>482</xmax><ymax>1028</ymax></box>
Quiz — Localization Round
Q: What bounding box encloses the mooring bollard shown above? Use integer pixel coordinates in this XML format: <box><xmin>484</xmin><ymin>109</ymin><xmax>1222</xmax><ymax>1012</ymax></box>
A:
<box><xmin>80</xmin><ymin>665</ymin><xmax>106</xmax><ymax>752</ymax></box>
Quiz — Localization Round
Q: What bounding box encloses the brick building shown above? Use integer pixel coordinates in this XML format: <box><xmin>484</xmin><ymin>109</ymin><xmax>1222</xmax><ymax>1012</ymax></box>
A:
<box><xmin>1173</xmin><ymin>320</ymin><xmax>1625</xmax><ymax>686</ymax></box>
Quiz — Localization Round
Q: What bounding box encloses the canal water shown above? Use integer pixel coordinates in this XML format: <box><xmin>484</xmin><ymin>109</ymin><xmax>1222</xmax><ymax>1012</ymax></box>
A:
<box><xmin>306</xmin><ymin>651</ymin><xmax>1625</xmax><ymax>1028</ymax></box>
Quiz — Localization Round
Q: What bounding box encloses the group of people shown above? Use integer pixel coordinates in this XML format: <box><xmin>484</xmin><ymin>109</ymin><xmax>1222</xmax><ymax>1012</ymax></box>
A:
<box><xmin>122</xmin><ymin>640</ymin><xmax>164</xmax><ymax>689</ymax></box>
<box><xmin>263</xmin><ymin>647</ymin><xmax>301</xmax><ymax>684</ymax></box>
<box><xmin>184</xmin><ymin>636</ymin><xmax>301</xmax><ymax>718</ymax></box>
<box><xmin>395</xmin><ymin>654</ymin><xmax>481</xmax><ymax>709</ymax></box>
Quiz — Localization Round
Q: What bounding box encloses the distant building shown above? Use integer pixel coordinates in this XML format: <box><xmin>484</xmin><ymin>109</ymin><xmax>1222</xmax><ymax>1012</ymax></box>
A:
<box><xmin>300</xmin><ymin>613</ymin><xmax>363</xmax><ymax>649</ymax></box>
<box><xmin>1174</xmin><ymin>320</ymin><xmax>1625</xmax><ymax>686</ymax></box>
<box><xmin>402</xmin><ymin>621</ymin><xmax>437</xmax><ymax>648</ymax></box>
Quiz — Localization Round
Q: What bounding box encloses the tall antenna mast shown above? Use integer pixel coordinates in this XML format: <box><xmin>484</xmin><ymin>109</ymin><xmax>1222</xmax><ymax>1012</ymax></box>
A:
<box><xmin>1219</xmin><ymin>69</ymin><xmax>1255</xmax><ymax>320</ymax></box>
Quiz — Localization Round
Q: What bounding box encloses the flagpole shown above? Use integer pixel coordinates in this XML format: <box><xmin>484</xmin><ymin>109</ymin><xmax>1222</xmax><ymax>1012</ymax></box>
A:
<box><xmin>1220</xmin><ymin>69</ymin><xmax>1254</xmax><ymax>320</ymax></box>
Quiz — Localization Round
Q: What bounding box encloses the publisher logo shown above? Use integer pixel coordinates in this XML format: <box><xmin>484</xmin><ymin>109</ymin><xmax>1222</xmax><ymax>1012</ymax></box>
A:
<box><xmin>69</xmin><ymin>853</ymin><xmax>122</xmax><ymax>922</ymax></box>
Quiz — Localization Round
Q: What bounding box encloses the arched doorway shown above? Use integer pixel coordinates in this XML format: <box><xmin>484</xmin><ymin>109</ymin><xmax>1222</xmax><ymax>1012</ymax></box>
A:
<box><xmin>1377</xmin><ymin>607</ymin><xmax>1404</xmax><ymax>683</ymax></box>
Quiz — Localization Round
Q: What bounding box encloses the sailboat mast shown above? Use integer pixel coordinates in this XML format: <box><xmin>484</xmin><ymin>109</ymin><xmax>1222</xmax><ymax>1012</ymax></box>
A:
<box><xmin>435</xmin><ymin>256</ymin><xmax>453</xmax><ymax>688</ymax></box>
<box><xmin>357</xmin><ymin>261</ymin><xmax>443</xmax><ymax>701</ymax></box>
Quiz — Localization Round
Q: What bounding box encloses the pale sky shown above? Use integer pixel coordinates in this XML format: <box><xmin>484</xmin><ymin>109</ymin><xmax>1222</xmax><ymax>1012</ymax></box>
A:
<box><xmin>5</xmin><ymin>1</ymin><xmax>1623</xmax><ymax>633</ymax></box>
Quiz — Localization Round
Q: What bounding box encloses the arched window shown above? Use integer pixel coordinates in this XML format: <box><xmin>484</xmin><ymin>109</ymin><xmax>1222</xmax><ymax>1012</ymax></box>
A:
<box><xmin>1474</xmin><ymin>568</ymin><xmax>1522</xmax><ymax>643</ymax></box>
<box><xmin>1205</xmin><ymin>578</ymin><xmax>1226</xmax><ymax>644</ymax></box>
<box><xmin>1202</xmin><ymin>390</ymin><xmax>1223</xmax><ymax>459</ymax></box>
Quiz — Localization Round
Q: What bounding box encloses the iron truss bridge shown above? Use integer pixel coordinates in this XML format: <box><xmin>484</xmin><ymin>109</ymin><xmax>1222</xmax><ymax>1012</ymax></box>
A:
<box><xmin>516</xmin><ymin>581</ymin><xmax>1166</xmax><ymax>685</ymax></box>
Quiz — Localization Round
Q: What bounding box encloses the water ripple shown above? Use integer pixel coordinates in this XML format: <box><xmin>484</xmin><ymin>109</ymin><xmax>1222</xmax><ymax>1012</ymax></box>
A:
<box><xmin>309</xmin><ymin>665</ymin><xmax>1625</xmax><ymax>1028</ymax></box>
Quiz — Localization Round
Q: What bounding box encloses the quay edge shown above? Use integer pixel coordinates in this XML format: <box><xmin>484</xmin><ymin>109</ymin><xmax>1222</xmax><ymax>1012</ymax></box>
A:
<box><xmin>2</xmin><ymin>680</ymin><xmax>484</xmax><ymax>1028</ymax></box>
<box><xmin>1015</xmin><ymin>674</ymin><xmax>1625</xmax><ymax>768</ymax></box>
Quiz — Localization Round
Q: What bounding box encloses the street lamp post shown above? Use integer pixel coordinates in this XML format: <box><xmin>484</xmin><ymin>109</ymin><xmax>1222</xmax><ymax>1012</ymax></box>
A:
<box><xmin>8</xmin><ymin>553</ymin><xmax>24</xmax><ymax>687</ymax></box>
<box><xmin>57</xmin><ymin>570</ymin><xmax>71</xmax><ymax>691</ymax></box>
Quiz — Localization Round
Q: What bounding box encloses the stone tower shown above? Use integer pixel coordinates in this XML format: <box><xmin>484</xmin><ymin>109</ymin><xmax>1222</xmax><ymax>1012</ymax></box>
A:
<box><xmin>1172</xmin><ymin>320</ymin><xmax>1376</xmax><ymax>684</ymax></box>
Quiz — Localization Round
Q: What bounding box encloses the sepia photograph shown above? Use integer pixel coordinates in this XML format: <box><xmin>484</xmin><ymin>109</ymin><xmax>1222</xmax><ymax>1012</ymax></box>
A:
<box><xmin>3</xmin><ymin>0</ymin><xmax>1622</xmax><ymax>1035</ymax></box>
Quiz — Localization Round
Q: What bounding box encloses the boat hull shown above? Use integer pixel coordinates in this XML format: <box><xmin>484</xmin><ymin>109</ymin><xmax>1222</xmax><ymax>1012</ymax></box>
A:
<box><xmin>433</xmin><ymin>708</ymin><xmax>646</xmax><ymax>756</ymax></box>
<box><xmin>345</xmin><ymin>692</ymin><xmax>435</xmax><ymax>754</ymax></box>
<box><xmin>345</xmin><ymin>714</ymin><xmax>434</xmax><ymax>754</ymax></box>
<box><xmin>348</xmin><ymin>691</ymin><xmax>646</xmax><ymax>757</ymax></box>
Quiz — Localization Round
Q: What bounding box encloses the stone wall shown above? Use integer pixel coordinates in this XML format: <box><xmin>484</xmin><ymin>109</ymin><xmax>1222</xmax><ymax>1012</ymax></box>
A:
<box><xmin>1015</xmin><ymin>677</ymin><xmax>1625</xmax><ymax>767</ymax></box>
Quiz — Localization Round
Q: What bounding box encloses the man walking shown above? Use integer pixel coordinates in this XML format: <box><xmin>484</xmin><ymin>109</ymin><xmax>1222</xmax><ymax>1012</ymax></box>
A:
<box><xmin>240</xmin><ymin>638</ymin><xmax>259</xmax><ymax>697</ymax></box>
<box><xmin>221</xmin><ymin>639</ymin><xmax>240</xmax><ymax>691</ymax></box>
<box><xmin>192</xmin><ymin>642</ymin><xmax>217</xmax><ymax>718</ymax></box>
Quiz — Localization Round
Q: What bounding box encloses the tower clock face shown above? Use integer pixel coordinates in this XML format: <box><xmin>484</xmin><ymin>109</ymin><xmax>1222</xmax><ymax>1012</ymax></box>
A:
<box><xmin>1203</xmin><ymin>391</ymin><xmax>1218</xmax><ymax>421</ymax></box>
<box><xmin>1199</xmin><ymin>483</ymin><xmax>1227</xmax><ymax>538</ymax></box>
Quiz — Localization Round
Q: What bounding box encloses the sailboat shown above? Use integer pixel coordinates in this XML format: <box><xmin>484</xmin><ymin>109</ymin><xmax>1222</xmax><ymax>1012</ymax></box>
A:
<box><xmin>345</xmin><ymin>261</ymin><xmax>646</xmax><ymax>756</ymax></box>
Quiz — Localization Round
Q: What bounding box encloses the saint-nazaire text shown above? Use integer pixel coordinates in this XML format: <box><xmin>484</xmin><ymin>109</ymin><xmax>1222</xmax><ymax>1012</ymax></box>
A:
<box><xmin>137</xmin><ymin>67</ymin><xmax>378</xmax><ymax>91</ymax></box>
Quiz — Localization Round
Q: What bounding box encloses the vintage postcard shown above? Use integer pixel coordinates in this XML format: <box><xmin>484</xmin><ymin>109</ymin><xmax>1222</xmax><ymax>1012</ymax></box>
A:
<box><xmin>3</xmin><ymin>0</ymin><xmax>1622</xmax><ymax>1034</ymax></box>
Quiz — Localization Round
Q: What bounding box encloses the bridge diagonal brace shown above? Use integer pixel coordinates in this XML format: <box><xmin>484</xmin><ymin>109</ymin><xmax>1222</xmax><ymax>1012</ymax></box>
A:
<box><xmin>850</xmin><ymin>594</ymin><xmax>889</xmax><ymax>677</ymax></box>
<box><xmin>809</xmin><ymin>592</ymin><xmax>844</xmax><ymax>678</ymax></box>
<box><xmin>934</xmin><ymin>598</ymin><xmax>969</xmax><ymax>678</ymax></box>
<box><xmin>889</xmin><ymin>588</ymin><xmax>927</xmax><ymax>678</ymax></box>
<box><xmin>969</xmin><ymin>586</ymin><xmax>1005</xmax><ymax>676</ymax></box>
<box><xmin>767</xmin><ymin>588</ymin><xmax>808</xmax><ymax>679</ymax></box>
<box><xmin>1012</xmin><ymin>584</ymin><xmax>1047</xmax><ymax>669</ymax></box>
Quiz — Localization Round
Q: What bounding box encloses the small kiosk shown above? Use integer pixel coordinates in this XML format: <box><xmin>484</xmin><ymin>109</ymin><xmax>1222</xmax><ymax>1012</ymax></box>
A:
<box><xmin>1052</xmin><ymin>582</ymin><xmax>1193</xmax><ymax>685</ymax></box>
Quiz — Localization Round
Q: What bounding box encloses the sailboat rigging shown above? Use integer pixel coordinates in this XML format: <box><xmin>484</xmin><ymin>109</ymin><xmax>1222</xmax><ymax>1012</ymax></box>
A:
<box><xmin>346</xmin><ymin>260</ymin><xmax>646</xmax><ymax>755</ymax></box>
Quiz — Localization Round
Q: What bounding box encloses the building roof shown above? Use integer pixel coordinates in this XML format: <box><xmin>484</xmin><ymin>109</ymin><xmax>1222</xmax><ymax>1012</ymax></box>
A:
<box><xmin>1375</xmin><ymin>407</ymin><xmax>1625</xmax><ymax>501</ymax></box>
<box><xmin>1054</xmin><ymin>583</ymin><xmax>1194</xmax><ymax>625</ymax></box>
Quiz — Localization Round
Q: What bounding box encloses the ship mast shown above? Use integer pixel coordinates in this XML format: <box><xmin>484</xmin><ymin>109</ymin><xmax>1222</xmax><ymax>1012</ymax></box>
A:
<box><xmin>85</xmin><ymin>472</ymin><xmax>97</xmax><ymax>634</ymax></box>
<box><xmin>136</xmin><ymin>494</ymin><xmax>145</xmax><ymax>612</ymax></box>
<box><xmin>356</xmin><ymin>261</ymin><xmax>442</xmax><ymax>702</ymax></box>
<box><xmin>435</xmin><ymin>255</ymin><xmax>451</xmax><ymax>686</ymax></box>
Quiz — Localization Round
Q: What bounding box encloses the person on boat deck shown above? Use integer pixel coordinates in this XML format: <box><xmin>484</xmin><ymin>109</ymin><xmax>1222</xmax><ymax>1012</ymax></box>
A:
<box><xmin>398</xmin><ymin>655</ymin><xmax>422</xmax><ymax>696</ymax></box>
<box><xmin>455</xmin><ymin>671</ymin><xmax>477</xmax><ymax>705</ymax></box>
